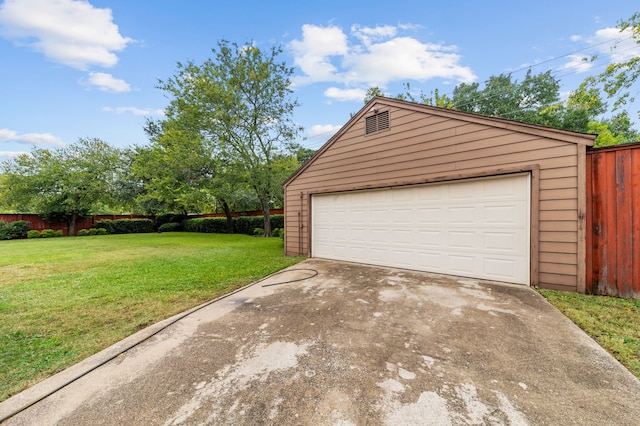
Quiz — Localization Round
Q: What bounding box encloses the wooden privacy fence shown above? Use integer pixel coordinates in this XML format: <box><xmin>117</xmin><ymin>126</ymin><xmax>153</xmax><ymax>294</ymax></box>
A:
<box><xmin>586</xmin><ymin>143</ymin><xmax>640</xmax><ymax>298</ymax></box>
<box><xmin>0</xmin><ymin>209</ymin><xmax>285</xmax><ymax>237</ymax></box>
<box><xmin>0</xmin><ymin>214</ymin><xmax>151</xmax><ymax>236</ymax></box>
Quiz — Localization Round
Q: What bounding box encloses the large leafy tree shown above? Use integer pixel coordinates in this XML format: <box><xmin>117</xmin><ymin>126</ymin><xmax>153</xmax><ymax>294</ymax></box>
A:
<box><xmin>157</xmin><ymin>40</ymin><xmax>302</xmax><ymax>236</ymax></box>
<box><xmin>132</xmin><ymin>117</ymin><xmax>260</xmax><ymax>232</ymax></box>
<box><xmin>0</xmin><ymin>138</ymin><xmax>121</xmax><ymax>235</ymax></box>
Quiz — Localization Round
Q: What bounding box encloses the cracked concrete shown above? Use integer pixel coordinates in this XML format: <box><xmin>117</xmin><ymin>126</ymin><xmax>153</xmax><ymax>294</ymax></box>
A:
<box><xmin>2</xmin><ymin>259</ymin><xmax>640</xmax><ymax>425</ymax></box>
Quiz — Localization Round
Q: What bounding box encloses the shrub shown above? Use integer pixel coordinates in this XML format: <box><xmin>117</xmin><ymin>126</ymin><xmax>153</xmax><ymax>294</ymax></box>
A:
<box><xmin>234</xmin><ymin>215</ymin><xmax>284</xmax><ymax>236</ymax></box>
<box><xmin>233</xmin><ymin>216</ymin><xmax>262</xmax><ymax>235</ymax></box>
<box><xmin>155</xmin><ymin>213</ymin><xmax>186</xmax><ymax>231</ymax></box>
<box><xmin>94</xmin><ymin>219</ymin><xmax>154</xmax><ymax>234</ymax></box>
<box><xmin>77</xmin><ymin>229</ymin><xmax>90</xmax><ymax>236</ymax></box>
<box><xmin>8</xmin><ymin>220</ymin><xmax>30</xmax><ymax>239</ymax></box>
<box><xmin>93</xmin><ymin>220</ymin><xmax>114</xmax><ymax>234</ymax></box>
<box><xmin>87</xmin><ymin>228</ymin><xmax>98</xmax><ymax>236</ymax></box>
<box><xmin>270</xmin><ymin>215</ymin><xmax>284</xmax><ymax>230</ymax></box>
<box><xmin>158</xmin><ymin>222</ymin><xmax>182</xmax><ymax>232</ymax></box>
<box><xmin>95</xmin><ymin>228</ymin><xmax>108</xmax><ymax>235</ymax></box>
<box><xmin>183</xmin><ymin>217</ymin><xmax>229</xmax><ymax>233</ymax></box>
<box><xmin>53</xmin><ymin>230</ymin><xmax>64</xmax><ymax>237</ymax></box>
<box><xmin>0</xmin><ymin>220</ymin><xmax>31</xmax><ymax>240</ymax></box>
<box><xmin>39</xmin><ymin>229</ymin><xmax>56</xmax><ymax>238</ymax></box>
<box><xmin>253</xmin><ymin>227</ymin><xmax>264</xmax><ymax>236</ymax></box>
<box><xmin>272</xmin><ymin>228</ymin><xmax>284</xmax><ymax>238</ymax></box>
<box><xmin>0</xmin><ymin>221</ymin><xmax>7</xmax><ymax>240</ymax></box>
<box><xmin>27</xmin><ymin>230</ymin><xmax>41</xmax><ymax>239</ymax></box>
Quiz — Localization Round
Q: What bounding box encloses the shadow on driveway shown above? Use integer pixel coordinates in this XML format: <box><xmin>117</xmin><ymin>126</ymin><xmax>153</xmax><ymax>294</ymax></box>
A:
<box><xmin>2</xmin><ymin>259</ymin><xmax>640</xmax><ymax>425</ymax></box>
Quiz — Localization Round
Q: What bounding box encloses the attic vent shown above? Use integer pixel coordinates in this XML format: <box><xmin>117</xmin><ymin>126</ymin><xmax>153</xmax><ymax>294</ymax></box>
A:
<box><xmin>365</xmin><ymin>110</ymin><xmax>389</xmax><ymax>134</ymax></box>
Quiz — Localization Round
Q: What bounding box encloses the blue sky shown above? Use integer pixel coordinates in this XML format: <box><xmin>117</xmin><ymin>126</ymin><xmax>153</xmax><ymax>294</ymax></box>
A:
<box><xmin>0</xmin><ymin>0</ymin><xmax>639</xmax><ymax>161</ymax></box>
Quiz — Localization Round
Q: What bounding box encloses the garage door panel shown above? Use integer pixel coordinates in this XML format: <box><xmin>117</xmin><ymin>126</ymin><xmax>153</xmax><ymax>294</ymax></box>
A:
<box><xmin>312</xmin><ymin>174</ymin><xmax>530</xmax><ymax>285</ymax></box>
<box><xmin>484</xmin><ymin>231</ymin><xmax>518</xmax><ymax>251</ymax></box>
<box><xmin>448</xmin><ymin>230</ymin><xmax>479</xmax><ymax>249</ymax></box>
<box><xmin>449</xmin><ymin>206</ymin><xmax>478</xmax><ymax>224</ymax></box>
<box><xmin>485</xmin><ymin>258</ymin><xmax>516</xmax><ymax>279</ymax></box>
<box><xmin>483</xmin><ymin>204</ymin><xmax>525</xmax><ymax>224</ymax></box>
<box><xmin>418</xmin><ymin>230</ymin><xmax>446</xmax><ymax>248</ymax></box>
<box><xmin>449</xmin><ymin>255</ymin><xmax>477</xmax><ymax>274</ymax></box>
<box><xmin>391</xmin><ymin>229</ymin><xmax>414</xmax><ymax>244</ymax></box>
<box><xmin>396</xmin><ymin>208</ymin><xmax>413</xmax><ymax>223</ymax></box>
<box><xmin>370</xmin><ymin>209</ymin><xmax>388</xmax><ymax>223</ymax></box>
<box><xmin>419</xmin><ymin>207</ymin><xmax>445</xmax><ymax>224</ymax></box>
<box><xmin>411</xmin><ymin>251</ymin><xmax>444</xmax><ymax>271</ymax></box>
<box><xmin>448</xmin><ymin>182</ymin><xmax>477</xmax><ymax>200</ymax></box>
<box><xmin>370</xmin><ymin>229</ymin><xmax>388</xmax><ymax>243</ymax></box>
<box><xmin>349</xmin><ymin>228</ymin><xmax>367</xmax><ymax>242</ymax></box>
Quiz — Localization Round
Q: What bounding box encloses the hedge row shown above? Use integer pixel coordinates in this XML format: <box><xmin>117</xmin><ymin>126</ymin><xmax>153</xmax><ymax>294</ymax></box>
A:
<box><xmin>182</xmin><ymin>215</ymin><xmax>284</xmax><ymax>235</ymax></box>
<box><xmin>28</xmin><ymin>229</ymin><xmax>64</xmax><ymax>238</ymax></box>
<box><xmin>0</xmin><ymin>220</ymin><xmax>30</xmax><ymax>240</ymax></box>
<box><xmin>93</xmin><ymin>219</ymin><xmax>154</xmax><ymax>234</ymax></box>
<box><xmin>182</xmin><ymin>217</ymin><xmax>228</xmax><ymax>233</ymax></box>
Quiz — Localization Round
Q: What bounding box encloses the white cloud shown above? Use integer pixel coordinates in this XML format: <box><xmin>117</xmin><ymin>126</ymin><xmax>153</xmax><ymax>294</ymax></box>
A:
<box><xmin>565</xmin><ymin>26</ymin><xmax>640</xmax><ymax>71</ymax></box>
<box><xmin>303</xmin><ymin>124</ymin><xmax>343</xmax><ymax>147</ymax></box>
<box><xmin>84</xmin><ymin>72</ymin><xmax>131</xmax><ymax>92</ymax></box>
<box><xmin>307</xmin><ymin>124</ymin><xmax>342</xmax><ymax>138</ymax></box>
<box><xmin>559</xmin><ymin>53</ymin><xmax>593</xmax><ymax>73</ymax></box>
<box><xmin>290</xmin><ymin>24</ymin><xmax>349</xmax><ymax>85</ymax></box>
<box><xmin>351</xmin><ymin>24</ymin><xmax>397</xmax><ymax>46</ymax></box>
<box><xmin>0</xmin><ymin>150</ymin><xmax>28</xmax><ymax>161</ymax></box>
<box><xmin>289</xmin><ymin>23</ymin><xmax>476</xmax><ymax>99</ymax></box>
<box><xmin>103</xmin><ymin>106</ymin><xmax>165</xmax><ymax>116</ymax></box>
<box><xmin>0</xmin><ymin>128</ymin><xmax>66</xmax><ymax>147</ymax></box>
<box><xmin>324</xmin><ymin>87</ymin><xmax>367</xmax><ymax>102</ymax></box>
<box><xmin>343</xmin><ymin>36</ymin><xmax>476</xmax><ymax>86</ymax></box>
<box><xmin>591</xmin><ymin>27</ymin><xmax>640</xmax><ymax>63</ymax></box>
<box><xmin>0</xmin><ymin>0</ymin><xmax>132</xmax><ymax>70</ymax></box>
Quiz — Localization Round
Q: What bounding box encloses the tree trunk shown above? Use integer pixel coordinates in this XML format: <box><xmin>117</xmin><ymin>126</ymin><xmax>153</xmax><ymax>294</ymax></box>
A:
<box><xmin>221</xmin><ymin>199</ymin><xmax>234</xmax><ymax>234</ymax></box>
<box><xmin>68</xmin><ymin>212</ymin><xmax>78</xmax><ymax>236</ymax></box>
<box><xmin>260</xmin><ymin>197</ymin><xmax>271</xmax><ymax>237</ymax></box>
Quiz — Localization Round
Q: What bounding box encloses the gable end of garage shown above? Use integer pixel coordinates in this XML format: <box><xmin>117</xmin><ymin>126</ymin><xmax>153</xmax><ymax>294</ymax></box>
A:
<box><xmin>284</xmin><ymin>97</ymin><xmax>596</xmax><ymax>292</ymax></box>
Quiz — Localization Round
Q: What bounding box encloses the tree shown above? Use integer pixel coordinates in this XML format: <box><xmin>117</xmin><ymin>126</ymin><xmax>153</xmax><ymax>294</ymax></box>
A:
<box><xmin>364</xmin><ymin>86</ymin><xmax>385</xmax><ymax>104</ymax></box>
<box><xmin>158</xmin><ymin>40</ymin><xmax>302</xmax><ymax>236</ymax></box>
<box><xmin>364</xmin><ymin>68</ymin><xmax>639</xmax><ymax>145</ymax></box>
<box><xmin>103</xmin><ymin>146</ymin><xmax>148</xmax><ymax>214</ymax></box>
<box><xmin>597</xmin><ymin>12</ymin><xmax>640</xmax><ymax>114</ymax></box>
<box><xmin>131</xmin><ymin>119</ymin><xmax>218</xmax><ymax>215</ymax></box>
<box><xmin>1</xmin><ymin>138</ymin><xmax>121</xmax><ymax>235</ymax></box>
<box><xmin>290</xmin><ymin>143</ymin><xmax>316</xmax><ymax>165</ymax></box>
<box><xmin>451</xmin><ymin>70</ymin><xmax>562</xmax><ymax>125</ymax></box>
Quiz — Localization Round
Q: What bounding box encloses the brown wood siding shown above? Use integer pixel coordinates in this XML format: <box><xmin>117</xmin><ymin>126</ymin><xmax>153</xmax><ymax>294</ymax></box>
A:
<box><xmin>285</xmin><ymin>99</ymin><xmax>594</xmax><ymax>291</ymax></box>
<box><xmin>586</xmin><ymin>144</ymin><xmax>640</xmax><ymax>298</ymax></box>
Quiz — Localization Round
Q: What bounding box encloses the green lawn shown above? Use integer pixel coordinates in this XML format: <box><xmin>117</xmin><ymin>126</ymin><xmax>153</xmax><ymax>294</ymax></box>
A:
<box><xmin>539</xmin><ymin>289</ymin><xmax>640</xmax><ymax>379</ymax></box>
<box><xmin>0</xmin><ymin>233</ymin><xmax>303</xmax><ymax>401</ymax></box>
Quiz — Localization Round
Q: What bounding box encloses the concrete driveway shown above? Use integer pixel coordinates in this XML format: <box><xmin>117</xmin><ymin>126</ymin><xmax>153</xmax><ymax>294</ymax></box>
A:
<box><xmin>2</xmin><ymin>259</ymin><xmax>640</xmax><ymax>425</ymax></box>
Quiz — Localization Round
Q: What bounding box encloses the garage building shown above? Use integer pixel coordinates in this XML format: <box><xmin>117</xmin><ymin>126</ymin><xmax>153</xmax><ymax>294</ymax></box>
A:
<box><xmin>283</xmin><ymin>97</ymin><xmax>596</xmax><ymax>292</ymax></box>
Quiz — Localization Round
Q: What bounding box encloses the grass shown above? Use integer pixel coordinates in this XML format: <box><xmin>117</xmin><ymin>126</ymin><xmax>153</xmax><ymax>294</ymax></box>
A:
<box><xmin>0</xmin><ymin>233</ymin><xmax>303</xmax><ymax>402</ymax></box>
<box><xmin>539</xmin><ymin>289</ymin><xmax>640</xmax><ymax>379</ymax></box>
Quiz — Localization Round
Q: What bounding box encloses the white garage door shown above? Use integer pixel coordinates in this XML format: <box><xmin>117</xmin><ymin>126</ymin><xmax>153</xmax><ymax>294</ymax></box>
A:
<box><xmin>312</xmin><ymin>174</ymin><xmax>530</xmax><ymax>285</ymax></box>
